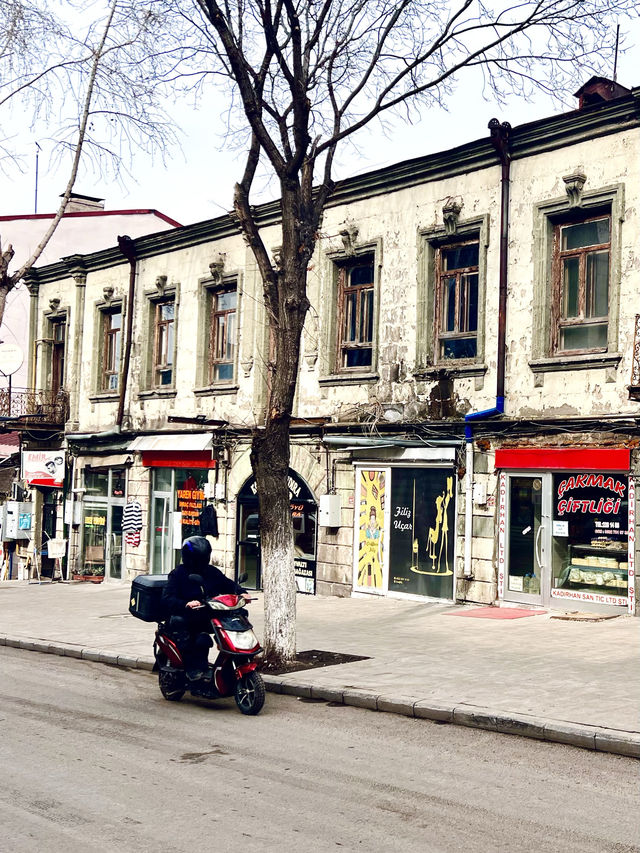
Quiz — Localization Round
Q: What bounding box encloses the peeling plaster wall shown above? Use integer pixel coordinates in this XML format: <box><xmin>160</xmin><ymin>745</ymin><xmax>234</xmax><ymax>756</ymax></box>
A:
<box><xmin>27</xmin><ymin>106</ymin><xmax>640</xmax><ymax>607</ymax></box>
<box><xmin>37</xmin><ymin>127</ymin><xmax>640</xmax><ymax>439</ymax></box>
<box><xmin>506</xmin><ymin>129</ymin><xmax>640</xmax><ymax>417</ymax></box>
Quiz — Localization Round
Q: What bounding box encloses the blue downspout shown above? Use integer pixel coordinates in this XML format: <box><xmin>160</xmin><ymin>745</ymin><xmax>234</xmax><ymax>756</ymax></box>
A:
<box><xmin>465</xmin><ymin>118</ymin><xmax>511</xmax><ymax>437</ymax></box>
<box><xmin>464</xmin><ymin>396</ymin><xmax>505</xmax><ymax>440</ymax></box>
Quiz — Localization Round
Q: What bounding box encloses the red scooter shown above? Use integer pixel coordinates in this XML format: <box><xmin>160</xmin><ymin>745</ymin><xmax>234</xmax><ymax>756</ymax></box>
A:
<box><xmin>152</xmin><ymin>583</ymin><xmax>265</xmax><ymax>715</ymax></box>
<box><xmin>130</xmin><ymin>569</ymin><xmax>266</xmax><ymax>714</ymax></box>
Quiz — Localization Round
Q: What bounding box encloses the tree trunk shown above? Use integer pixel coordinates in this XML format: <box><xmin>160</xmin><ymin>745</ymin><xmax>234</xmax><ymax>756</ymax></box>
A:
<box><xmin>0</xmin><ymin>283</ymin><xmax>9</xmax><ymax>331</ymax></box>
<box><xmin>250</xmin><ymin>186</ymin><xmax>311</xmax><ymax>662</ymax></box>
<box><xmin>251</xmin><ymin>417</ymin><xmax>296</xmax><ymax>664</ymax></box>
<box><xmin>0</xmin><ymin>243</ymin><xmax>16</xmax><ymax>329</ymax></box>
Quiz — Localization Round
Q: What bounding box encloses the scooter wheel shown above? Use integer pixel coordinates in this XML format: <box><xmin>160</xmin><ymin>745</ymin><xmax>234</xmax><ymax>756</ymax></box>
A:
<box><xmin>159</xmin><ymin>668</ymin><xmax>186</xmax><ymax>702</ymax></box>
<box><xmin>235</xmin><ymin>671</ymin><xmax>265</xmax><ymax>715</ymax></box>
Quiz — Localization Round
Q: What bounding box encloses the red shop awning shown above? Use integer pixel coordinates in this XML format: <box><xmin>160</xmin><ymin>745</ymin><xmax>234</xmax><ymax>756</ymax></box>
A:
<box><xmin>495</xmin><ymin>447</ymin><xmax>630</xmax><ymax>471</ymax></box>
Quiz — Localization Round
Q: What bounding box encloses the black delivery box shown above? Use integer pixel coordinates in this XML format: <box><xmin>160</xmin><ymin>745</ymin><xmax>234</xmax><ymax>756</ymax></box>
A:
<box><xmin>129</xmin><ymin>574</ymin><xmax>169</xmax><ymax>622</ymax></box>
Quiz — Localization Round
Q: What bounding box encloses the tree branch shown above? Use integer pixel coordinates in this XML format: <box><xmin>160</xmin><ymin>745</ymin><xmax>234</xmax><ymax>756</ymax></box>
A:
<box><xmin>10</xmin><ymin>0</ymin><xmax>119</xmax><ymax>286</ymax></box>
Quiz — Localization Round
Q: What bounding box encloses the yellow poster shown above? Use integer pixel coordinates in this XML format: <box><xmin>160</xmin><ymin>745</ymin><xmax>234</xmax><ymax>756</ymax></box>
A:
<box><xmin>357</xmin><ymin>470</ymin><xmax>386</xmax><ymax>589</ymax></box>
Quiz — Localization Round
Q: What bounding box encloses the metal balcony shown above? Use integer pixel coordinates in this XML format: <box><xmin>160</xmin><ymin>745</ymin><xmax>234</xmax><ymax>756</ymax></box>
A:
<box><xmin>0</xmin><ymin>387</ymin><xmax>69</xmax><ymax>428</ymax></box>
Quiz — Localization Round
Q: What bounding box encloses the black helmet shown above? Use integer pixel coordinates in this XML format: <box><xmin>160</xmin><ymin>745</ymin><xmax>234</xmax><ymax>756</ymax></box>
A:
<box><xmin>181</xmin><ymin>536</ymin><xmax>212</xmax><ymax>569</ymax></box>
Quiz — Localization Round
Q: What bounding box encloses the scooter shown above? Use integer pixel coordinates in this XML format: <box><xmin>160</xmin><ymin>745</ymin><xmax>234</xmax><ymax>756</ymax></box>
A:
<box><xmin>152</xmin><ymin>578</ymin><xmax>265</xmax><ymax>715</ymax></box>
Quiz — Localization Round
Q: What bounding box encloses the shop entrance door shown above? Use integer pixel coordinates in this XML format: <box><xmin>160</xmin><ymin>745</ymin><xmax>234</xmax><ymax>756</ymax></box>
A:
<box><xmin>237</xmin><ymin>504</ymin><xmax>261</xmax><ymax>590</ymax></box>
<box><xmin>109</xmin><ymin>504</ymin><xmax>123</xmax><ymax>579</ymax></box>
<box><xmin>504</xmin><ymin>473</ymin><xmax>552</xmax><ymax>606</ymax></box>
<box><xmin>151</xmin><ymin>494</ymin><xmax>173</xmax><ymax>574</ymax></box>
<box><xmin>235</xmin><ymin>470</ymin><xmax>318</xmax><ymax>593</ymax></box>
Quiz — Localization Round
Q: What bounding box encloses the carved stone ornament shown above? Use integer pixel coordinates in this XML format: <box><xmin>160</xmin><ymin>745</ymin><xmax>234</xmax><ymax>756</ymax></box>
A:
<box><xmin>209</xmin><ymin>253</ymin><xmax>226</xmax><ymax>284</ymax></box>
<box><xmin>155</xmin><ymin>274</ymin><xmax>167</xmax><ymax>294</ymax></box>
<box><xmin>102</xmin><ymin>286</ymin><xmax>114</xmax><ymax>302</ymax></box>
<box><xmin>64</xmin><ymin>254</ymin><xmax>87</xmax><ymax>286</ymax></box>
<box><xmin>442</xmin><ymin>198</ymin><xmax>463</xmax><ymax>236</ymax></box>
<box><xmin>48</xmin><ymin>297</ymin><xmax>61</xmax><ymax>311</ymax></box>
<box><xmin>304</xmin><ymin>350</ymin><xmax>318</xmax><ymax>370</ymax></box>
<box><xmin>26</xmin><ymin>279</ymin><xmax>40</xmax><ymax>297</ymax></box>
<box><xmin>563</xmin><ymin>171</ymin><xmax>587</xmax><ymax>208</ymax></box>
<box><xmin>241</xmin><ymin>355</ymin><xmax>254</xmax><ymax>377</ymax></box>
<box><xmin>339</xmin><ymin>222</ymin><xmax>359</xmax><ymax>256</ymax></box>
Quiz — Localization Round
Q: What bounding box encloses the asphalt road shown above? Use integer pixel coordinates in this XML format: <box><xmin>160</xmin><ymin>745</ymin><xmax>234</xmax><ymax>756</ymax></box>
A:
<box><xmin>1</xmin><ymin>647</ymin><xmax>638</xmax><ymax>853</ymax></box>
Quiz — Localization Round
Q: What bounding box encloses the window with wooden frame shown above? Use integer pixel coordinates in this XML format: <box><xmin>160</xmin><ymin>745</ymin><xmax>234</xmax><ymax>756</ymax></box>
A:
<box><xmin>336</xmin><ymin>256</ymin><xmax>375</xmax><ymax>370</ymax></box>
<box><xmin>552</xmin><ymin>213</ymin><xmax>610</xmax><ymax>353</ymax></box>
<box><xmin>100</xmin><ymin>307</ymin><xmax>122</xmax><ymax>391</ymax></box>
<box><xmin>208</xmin><ymin>285</ymin><xmax>237</xmax><ymax>383</ymax></box>
<box><xmin>50</xmin><ymin>316</ymin><xmax>67</xmax><ymax>394</ymax></box>
<box><xmin>153</xmin><ymin>299</ymin><xmax>175</xmax><ymax>386</ymax></box>
<box><xmin>435</xmin><ymin>239</ymin><xmax>479</xmax><ymax>361</ymax></box>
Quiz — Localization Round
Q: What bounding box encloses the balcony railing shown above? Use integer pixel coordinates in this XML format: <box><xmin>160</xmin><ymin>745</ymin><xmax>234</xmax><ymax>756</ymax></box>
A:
<box><xmin>0</xmin><ymin>387</ymin><xmax>69</xmax><ymax>427</ymax></box>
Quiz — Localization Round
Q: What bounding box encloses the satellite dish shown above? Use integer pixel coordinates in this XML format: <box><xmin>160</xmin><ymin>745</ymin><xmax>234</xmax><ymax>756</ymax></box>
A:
<box><xmin>0</xmin><ymin>342</ymin><xmax>25</xmax><ymax>376</ymax></box>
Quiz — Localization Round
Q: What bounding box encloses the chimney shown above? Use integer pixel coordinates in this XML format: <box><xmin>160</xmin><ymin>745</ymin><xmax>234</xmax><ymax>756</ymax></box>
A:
<box><xmin>574</xmin><ymin>76</ymin><xmax>631</xmax><ymax>109</ymax></box>
<box><xmin>61</xmin><ymin>192</ymin><xmax>106</xmax><ymax>213</ymax></box>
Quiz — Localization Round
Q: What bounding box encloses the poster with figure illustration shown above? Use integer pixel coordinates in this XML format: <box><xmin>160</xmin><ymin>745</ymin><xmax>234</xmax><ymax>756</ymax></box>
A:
<box><xmin>355</xmin><ymin>469</ymin><xmax>387</xmax><ymax>591</ymax></box>
<box><xmin>389</xmin><ymin>468</ymin><xmax>455</xmax><ymax>598</ymax></box>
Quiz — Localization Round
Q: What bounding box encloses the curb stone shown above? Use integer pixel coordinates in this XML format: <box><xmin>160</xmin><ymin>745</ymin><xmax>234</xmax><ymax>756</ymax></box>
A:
<box><xmin>543</xmin><ymin>721</ymin><xmax>596</xmax><ymax>750</ymax></box>
<box><xmin>413</xmin><ymin>700</ymin><xmax>454</xmax><ymax>722</ymax></box>
<box><xmin>342</xmin><ymin>689</ymin><xmax>378</xmax><ymax>710</ymax></box>
<box><xmin>376</xmin><ymin>694</ymin><xmax>416</xmax><ymax>715</ymax></box>
<box><xmin>3</xmin><ymin>636</ymin><xmax>639</xmax><ymax>759</ymax></box>
<box><xmin>311</xmin><ymin>684</ymin><xmax>345</xmax><ymax>703</ymax></box>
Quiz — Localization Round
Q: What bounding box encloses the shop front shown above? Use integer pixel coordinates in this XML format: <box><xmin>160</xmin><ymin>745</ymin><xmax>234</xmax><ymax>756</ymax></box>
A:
<box><xmin>129</xmin><ymin>439</ymin><xmax>217</xmax><ymax>576</ymax></box>
<box><xmin>236</xmin><ymin>469</ymin><xmax>318</xmax><ymax>593</ymax></box>
<box><xmin>497</xmin><ymin>448</ymin><xmax>635</xmax><ymax>614</ymax></box>
<box><xmin>22</xmin><ymin>448</ymin><xmax>66</xmax><ymax>578</ymax></box>
<box><xmin>352</xmin><ymin>450</ymin><xmax>457</xmax><ymax>601</ymax></box>
<box><xmin>81</xmin><ymin>467</ymin><xmax>126</xmax><ymax>580</ymax></box>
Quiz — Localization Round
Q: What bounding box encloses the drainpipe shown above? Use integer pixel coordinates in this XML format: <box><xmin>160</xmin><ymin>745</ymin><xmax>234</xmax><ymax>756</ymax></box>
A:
<box><xmin>117</xmin><ymin>235</ymin><xmax>136</xmax><ymax>429</ymax></box>
<box><xmin>463</xmin><ymin>119</ymin><xmax>511</xmax><ymax>578</ymax></box>
<box><xmin>64</xmin><ymin>257</ymin><xmax>87</xmax><ymax>430</ymax></box>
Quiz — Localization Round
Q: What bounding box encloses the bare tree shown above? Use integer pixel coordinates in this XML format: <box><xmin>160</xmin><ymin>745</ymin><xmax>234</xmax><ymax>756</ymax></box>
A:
<box><xmin>167</xmin><ymin>0</ymin><xmax>638</xmax><ymax>665</ymax></box>
<box><xmin>0</xmin><ymin>0</ymin><xmax>178</xmax><ymax>329</ymax></box>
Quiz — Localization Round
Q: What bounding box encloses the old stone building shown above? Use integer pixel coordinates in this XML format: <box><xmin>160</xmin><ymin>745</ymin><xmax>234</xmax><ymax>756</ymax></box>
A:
<box><xmin>16</xmin><ymin>77</ymin><xmax>640</xmax><ymax>616</ymax></box>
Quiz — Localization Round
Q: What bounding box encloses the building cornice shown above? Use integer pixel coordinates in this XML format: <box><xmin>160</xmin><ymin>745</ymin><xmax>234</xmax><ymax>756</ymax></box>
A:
<box><xmin>29</xmin><ymin>87</ymin><xmax>640</xmax><ymax>285</ymax></box>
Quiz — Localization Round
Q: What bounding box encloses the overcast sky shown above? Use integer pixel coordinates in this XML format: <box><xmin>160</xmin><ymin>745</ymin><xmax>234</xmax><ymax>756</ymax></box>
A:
<box><xmin>1</xmin><ymin>23</ymin><xmax>638</xmax><ymax>228</ymax></box>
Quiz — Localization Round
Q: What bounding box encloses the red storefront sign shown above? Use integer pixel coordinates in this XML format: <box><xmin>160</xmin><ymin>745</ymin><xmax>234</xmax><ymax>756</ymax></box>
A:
<box><xmin>495</xmin><ymin>447</ymin><xmax>630</xmax><ymax>471</ymax></box>
<box><xmin>141</xmin><ymin>450</ymin><xmax>217</xmax><ymax>469</ymax></box>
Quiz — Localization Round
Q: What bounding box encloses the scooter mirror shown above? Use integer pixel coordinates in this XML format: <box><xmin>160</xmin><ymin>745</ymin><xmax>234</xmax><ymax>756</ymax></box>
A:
<box><xmin>237</xmin><ymin>572</ymin><xmax>248</xmax><ymax>585</ymax></box>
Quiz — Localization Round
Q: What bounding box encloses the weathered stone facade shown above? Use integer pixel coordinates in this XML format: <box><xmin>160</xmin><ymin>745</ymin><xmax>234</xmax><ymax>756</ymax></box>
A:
<box><xmin>23</xmin><ymin>81</ymin><xmax>640</xmax><ymax>614</ymax></box>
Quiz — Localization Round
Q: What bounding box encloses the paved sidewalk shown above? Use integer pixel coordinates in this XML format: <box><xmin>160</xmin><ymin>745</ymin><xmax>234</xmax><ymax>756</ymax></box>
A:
<box><xmin>1</xmin><ymin>579</ymin><xmax>638</xmax><ymax>757</ymax></box>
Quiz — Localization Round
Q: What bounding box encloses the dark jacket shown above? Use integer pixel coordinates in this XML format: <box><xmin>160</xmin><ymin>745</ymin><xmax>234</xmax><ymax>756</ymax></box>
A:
<box><xmin>162</xmin><ymin>561</ymin><xmax>245</xmax><ymax>617</ymax></box>
<box><xmin>198</xmin><ymin>504</ymin><xmax>219</xmax><ymax>538</ymax></box>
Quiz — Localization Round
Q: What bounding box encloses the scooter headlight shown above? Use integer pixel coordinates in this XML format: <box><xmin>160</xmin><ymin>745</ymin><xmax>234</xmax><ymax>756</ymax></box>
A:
<box><xmin>224</xmin><ymin>629</ymin><xmax>260</xmax><ymax>651</ymax></box>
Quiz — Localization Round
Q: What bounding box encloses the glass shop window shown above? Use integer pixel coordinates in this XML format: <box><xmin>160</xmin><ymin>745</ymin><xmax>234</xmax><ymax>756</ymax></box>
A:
<box><xmin>552</xmin><ymin>472</ymin><xmax>628</xmax><ymax>601</ymax></box>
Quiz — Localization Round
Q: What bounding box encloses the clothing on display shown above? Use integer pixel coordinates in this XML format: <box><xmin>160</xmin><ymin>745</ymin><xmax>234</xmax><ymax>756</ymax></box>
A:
<box><xmin>199</xmin><ymin>503</ymin><xmax>219</xmax><ymax>538</ymax></box>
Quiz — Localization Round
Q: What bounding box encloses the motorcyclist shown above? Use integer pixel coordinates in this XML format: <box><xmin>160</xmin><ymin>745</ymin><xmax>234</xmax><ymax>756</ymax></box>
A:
<box><xmin>162</xmin><ymin>536</ymin><xmax>249</xmax><ymax>681</ymax></box>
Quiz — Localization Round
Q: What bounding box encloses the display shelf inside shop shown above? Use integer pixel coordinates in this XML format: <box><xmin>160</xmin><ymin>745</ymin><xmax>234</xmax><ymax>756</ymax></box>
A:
<box><xmin>565</xmin><ymin>542</ymin><xmax>628</xmax><ymax>590</ymax></box>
